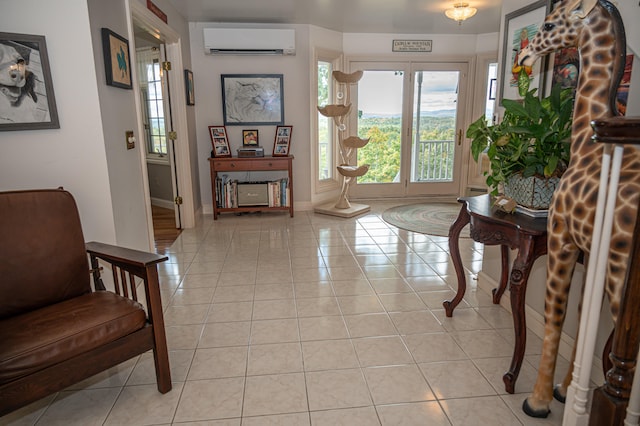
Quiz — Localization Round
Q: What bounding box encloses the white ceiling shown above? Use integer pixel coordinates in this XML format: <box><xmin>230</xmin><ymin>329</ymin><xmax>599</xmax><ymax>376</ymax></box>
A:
<box><xmin>166</xmin><ymin>0</ymin><xmax>504</xmax><ymax>35</ymax></box>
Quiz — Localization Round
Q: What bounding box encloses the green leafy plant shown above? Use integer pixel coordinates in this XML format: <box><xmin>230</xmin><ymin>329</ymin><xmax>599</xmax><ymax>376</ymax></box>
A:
<box><xmin>467</xmin><ymin>72</ymin><xmax>574</xmax><ymax>194</ymax></box>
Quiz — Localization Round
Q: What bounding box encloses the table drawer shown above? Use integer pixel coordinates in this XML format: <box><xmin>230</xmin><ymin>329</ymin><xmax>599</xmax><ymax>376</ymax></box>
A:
<box><xmin>213</xmin><ymin>158</ymin><xmax>289</xmax><ymax>171</ymax></box>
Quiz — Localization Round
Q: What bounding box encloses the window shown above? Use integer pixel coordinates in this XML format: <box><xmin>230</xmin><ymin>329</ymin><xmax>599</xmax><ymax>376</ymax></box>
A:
<box><xmin>485</xmin><ymin>62</ymin><xmax>498</xmax><ymax>124</ymax></box>
<box><xmin>317</xmin><ymin>60</ymin><xmax>333</xmax><ymax>181</ymax></box>
<box><xmin>145</xmin><ymin>60</ymin><xmax>167</xmax><ymax>155</ymax></box>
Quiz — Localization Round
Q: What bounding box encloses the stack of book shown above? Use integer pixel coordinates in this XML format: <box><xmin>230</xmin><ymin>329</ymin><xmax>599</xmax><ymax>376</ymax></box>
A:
<box><xmin>216</xmin><ymin>176</ymin><xmax>289</xmax><ymax>208</ymax></box>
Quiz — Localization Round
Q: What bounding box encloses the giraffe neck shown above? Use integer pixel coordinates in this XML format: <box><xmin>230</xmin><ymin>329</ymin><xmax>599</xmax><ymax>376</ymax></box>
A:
<box><xmin>568</xmin><ymin>0</ymin><xmax>626</xmax><ymax>161</ymax></box>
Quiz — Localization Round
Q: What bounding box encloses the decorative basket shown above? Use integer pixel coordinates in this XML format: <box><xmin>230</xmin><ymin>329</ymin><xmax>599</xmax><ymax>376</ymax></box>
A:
<box><xmin>504</xmin><ymin>174</ymin><xmax>560</xmax><ymax>210</ymax></box>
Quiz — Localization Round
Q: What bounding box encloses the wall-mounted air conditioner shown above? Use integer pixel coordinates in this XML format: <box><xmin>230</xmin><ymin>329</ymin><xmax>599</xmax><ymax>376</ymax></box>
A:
<box><xmin>203</xmin><ymin>28</ymin><xmax>296</xmax><ymax>56</ymax></box>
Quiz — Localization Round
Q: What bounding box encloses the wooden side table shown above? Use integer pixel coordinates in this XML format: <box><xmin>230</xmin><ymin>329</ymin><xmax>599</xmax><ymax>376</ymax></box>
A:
<box><xmin>208</xmin><ymin>156</ymin><xmax>294</xmax><ymax>220</ymax></box>
<box><xmin>444</xmin><ymin>194</ymin><xmax>548</xmax><ymax>393</ymax></box>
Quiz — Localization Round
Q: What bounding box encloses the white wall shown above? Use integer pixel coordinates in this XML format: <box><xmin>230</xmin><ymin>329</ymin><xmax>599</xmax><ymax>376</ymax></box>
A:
<box><xmin>343</xmin><ymin>32</ymin><xmax>497</xmax><ymax>56</ymax></box>
<box><xmin>190</xmin><ymin>23</ymin><xmax>312</xmax><ymax>214</ymax></box>
<box><xmin>87</xmin><ymin>0</ymin><xmax>150</xmax><ymax>251</ymax></box>
<box><xmin>0</xmin><ymin>0</ymin><xmax>117</xmax><ymax>244</ymax></box>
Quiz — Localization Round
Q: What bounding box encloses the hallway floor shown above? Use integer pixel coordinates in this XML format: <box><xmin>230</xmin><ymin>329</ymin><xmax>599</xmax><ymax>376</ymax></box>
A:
<box><xmin>1</xmin><ymin>201</ymin><xmax>568</xmax><ymax>425</ymax></box>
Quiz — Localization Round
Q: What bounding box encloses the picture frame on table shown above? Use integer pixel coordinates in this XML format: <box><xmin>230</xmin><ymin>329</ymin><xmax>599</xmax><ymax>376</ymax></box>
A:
<box><xmin>273</xmin><ymin>125</ymin><xmax>292</xmax><ymax>156</ymax></box>
<box><xmin>221</xmin><ymin>74</ymin><xmax>284</xmax><ymax>126</ymax></box>
<box><xmin>499</xmin><ymin>0</ymin><xmax>550</xmax><ymax>104</ymax></box>
<box><xmin>242</xmin><ymin>129</ymin><xmax>259</xmax><ymax>146</ymax></box>
<box><xmin>101</xmin><ymin>28</ymin><xmax>133</xmax><ymax>90</ymax></box>
<box><xmin>208</xmin><ymin>125</ymin><xmax>231</xmax><ymax>158</ymax></box>
<box><xmin>0</xmin><ymin>32</ymin><xmax>59</xmax><ymax>131</ymax></box>
<box><xmin>184</xmin><ymin>69</ymin><xmax>195</xmax><ymax>105</ymax></box>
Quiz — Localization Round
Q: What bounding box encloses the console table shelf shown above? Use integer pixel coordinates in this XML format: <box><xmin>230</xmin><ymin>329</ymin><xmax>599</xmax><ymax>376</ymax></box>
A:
<box><xmin>208</xmin><ymin>156</ymin><xmax>294</xmax><ymax>220</ymax></box>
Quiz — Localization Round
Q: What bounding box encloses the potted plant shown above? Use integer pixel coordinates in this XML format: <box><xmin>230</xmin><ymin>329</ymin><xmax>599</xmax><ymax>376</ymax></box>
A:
<box><xmin>467</xmin><ymin>74</ymin><xmax>574</xmax><ymax>210</ymax></box>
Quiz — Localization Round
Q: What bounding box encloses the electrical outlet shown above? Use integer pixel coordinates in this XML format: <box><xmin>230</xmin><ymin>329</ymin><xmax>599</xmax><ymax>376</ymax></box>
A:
<box><xmin>126</xmin><ymin>131</ymin><xmax>135</xmax><ymax>149</ymax></box>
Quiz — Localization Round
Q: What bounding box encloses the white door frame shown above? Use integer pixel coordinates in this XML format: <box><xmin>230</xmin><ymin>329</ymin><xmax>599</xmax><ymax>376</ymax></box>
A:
<box><xmin>126</xmin><ymin>0</ymin><xmax>195</xmax><ymax>249</ymax></box>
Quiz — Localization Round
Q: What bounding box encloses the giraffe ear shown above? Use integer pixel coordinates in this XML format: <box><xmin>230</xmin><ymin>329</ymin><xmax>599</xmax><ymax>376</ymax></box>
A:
<box><xmin>568</xmin><ymin>0</ymin><xmax>598</xmax><ymax>19</ymax></box>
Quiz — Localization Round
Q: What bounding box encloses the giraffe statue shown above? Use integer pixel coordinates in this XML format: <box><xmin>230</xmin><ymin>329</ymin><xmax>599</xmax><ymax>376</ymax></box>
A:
<box><xmin>516</xmin><ymin>0</ymin><xmax>640</xmax><ymax>418</ymax></box>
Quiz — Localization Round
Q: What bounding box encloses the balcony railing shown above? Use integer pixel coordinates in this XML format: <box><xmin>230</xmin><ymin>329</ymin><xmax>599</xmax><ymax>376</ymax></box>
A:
<box><xmin>413</xmin><ymin>139</ymin><xmax>455</xmax><ymax>182</ymax></box>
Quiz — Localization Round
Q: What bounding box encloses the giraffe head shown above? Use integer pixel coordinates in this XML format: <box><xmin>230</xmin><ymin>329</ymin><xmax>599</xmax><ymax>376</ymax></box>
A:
<box><xmin>518</xmin><ymin>0</ymin><xmax>598</xmax><ymax>68</ymax></box>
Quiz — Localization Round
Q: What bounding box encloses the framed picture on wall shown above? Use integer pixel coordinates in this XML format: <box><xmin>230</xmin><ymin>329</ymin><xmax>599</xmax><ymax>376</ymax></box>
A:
<box><xmin>0</xmin><ymin>32</ymin><xmax>60</xmax><ymax>131</ymax></box>
<box><xmin>499</xmin><ymin>0</ymin><xmax>550</xmax><ymax>104</ymax></box>
<box><xmin>221</xmin><ymin>74</ymin><xmax>284</xmax><ymax>125</ymax></box>
<box><xmin>273</xmin><ymin>125</ymin><xmax>292</xmax><ymax>156</ymax></box>
<box><xmin>184</xmin><ymin>69</ymin><xmax>195</xmax><ymax>105</ymax></box>
<box><xmin>101</xmin><ymin>28</ymin><xmax>132</xmax><ymax>90</ymax></box>
<box><xmin>208</xmin><ymin>125</ymin><xmax>231</xmax><ymax>157</ymax></box>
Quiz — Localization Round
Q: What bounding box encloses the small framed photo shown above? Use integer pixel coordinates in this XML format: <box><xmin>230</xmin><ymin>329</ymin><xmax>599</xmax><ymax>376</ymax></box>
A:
<box><xmin>184</xmin><ymin>69</ymin><xmax>195</xmax><ymax>105</ymax></box>
<box><xmin>0</xmin><ymin>32</ymin><xmax>60</xmax><ymax>131</ymax></box>
<box><xmin>101</xmin><ymin>28</ymin><xmax>132</xmax><ymax>89</ymax></box>
<box><xmin>242</xmin><ymin>129</ymin><xmax>259</xmax><ymax>146</ymax></box>
<box><xmin>273</xmin><ymin>125</ymin><xmax>292</xmax><ymax>156</ymax></box>
<box><xmin>208</xmin><ymin>125</ymin><xmax>231</xmax><ymax>157</ymax></box>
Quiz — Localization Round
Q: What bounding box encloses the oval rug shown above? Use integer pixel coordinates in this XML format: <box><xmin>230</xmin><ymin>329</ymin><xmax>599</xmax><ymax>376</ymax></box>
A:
<box><xmin>382</xmin><ymin>203</ymin><xmax>470</xmax><ymax>237</ymax></box>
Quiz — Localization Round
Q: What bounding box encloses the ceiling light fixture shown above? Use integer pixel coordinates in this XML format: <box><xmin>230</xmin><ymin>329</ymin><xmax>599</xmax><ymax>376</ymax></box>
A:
<box><xmin>445</xmin><ymin>2</ymin><xmax>477</xmax><ymax>25</ymax></box>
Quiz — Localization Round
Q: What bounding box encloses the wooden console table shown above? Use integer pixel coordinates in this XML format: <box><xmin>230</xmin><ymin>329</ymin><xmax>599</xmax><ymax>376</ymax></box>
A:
<box><xmin>444</xmin><ymin>194</ymin><xmax>548</xmax><ymax>393</ymax></box>
<box><xmin>208</xmin><ymin>156</ymin><xmax>294</xmax><ymax>220</ymax></box>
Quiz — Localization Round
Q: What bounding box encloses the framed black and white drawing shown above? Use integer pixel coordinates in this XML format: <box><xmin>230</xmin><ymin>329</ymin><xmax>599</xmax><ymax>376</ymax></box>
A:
<box><xmin>0</xmin><ymin>32</ymin><xmax>59</xmax><ymax>131</ymax></box>
<box><xmin>221</xmin><ymin>74</ymin><xmax>284</xmax><ymax>126</ymax></box>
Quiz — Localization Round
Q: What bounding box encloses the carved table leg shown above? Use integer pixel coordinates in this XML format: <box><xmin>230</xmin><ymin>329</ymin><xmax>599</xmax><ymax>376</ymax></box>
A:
<box><xmin>503</xmin><ymin>236</ymin><xmax>536</xmax><ymax>394</ymax></box>
<box><xmin>444</xmin><ymin>203</ymin><xmax>471</xmax><ymax>317</ymax></box>
<box><xmin>492</xmin><ymin>245</ymin><xmax>510</xmax><ymax>304</ymax></box>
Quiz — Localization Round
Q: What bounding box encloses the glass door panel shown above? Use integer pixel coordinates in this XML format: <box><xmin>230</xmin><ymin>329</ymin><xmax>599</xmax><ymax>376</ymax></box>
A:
<box><xmin>406</xmin><ymin>63</ymin><xmax>468</xmax><ymax>196</ymax></box>
<box><xmin>347</xmin><ymin>61</ymin><xmax>468</xmax><ymax>199</ymax></box>
<box><xmin>350</xmin><ymin>64</ymin><xmax>410</xmax><ymax>198</ymax></box>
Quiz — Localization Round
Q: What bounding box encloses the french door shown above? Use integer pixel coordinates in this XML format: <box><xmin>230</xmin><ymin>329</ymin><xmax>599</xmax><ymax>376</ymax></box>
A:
<box><xmin>348</xmin><ymin>60</ymin><xmax>469</xmax><ymax>198</ymax></box>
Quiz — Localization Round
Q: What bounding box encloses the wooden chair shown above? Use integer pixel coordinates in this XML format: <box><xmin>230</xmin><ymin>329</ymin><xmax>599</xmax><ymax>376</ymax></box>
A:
<box><xmin>0</xmin><ymin>188</ymin><xmax>171</xmax><ymax>416</ymax></box>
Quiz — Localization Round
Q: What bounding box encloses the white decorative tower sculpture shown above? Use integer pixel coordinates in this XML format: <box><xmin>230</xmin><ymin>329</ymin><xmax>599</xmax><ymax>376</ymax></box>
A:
<box><xmin>315</xmin><ymin>70</ymin><xmax>371</xmax><ymax>217</ymax></box>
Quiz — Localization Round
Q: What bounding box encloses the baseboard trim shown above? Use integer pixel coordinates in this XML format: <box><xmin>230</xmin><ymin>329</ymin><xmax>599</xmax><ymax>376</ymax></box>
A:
<box><xmin>151</xmin><ymin>197</ymin><xmax>174</xmax><ymax>210</ymax></box>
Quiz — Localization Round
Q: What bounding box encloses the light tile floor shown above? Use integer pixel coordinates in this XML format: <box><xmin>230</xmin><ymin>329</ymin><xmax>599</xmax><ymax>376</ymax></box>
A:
<box><xmin>1</xmin><ymin>201</ymin><xmax>569</xmax><ymax>425</ymax></box>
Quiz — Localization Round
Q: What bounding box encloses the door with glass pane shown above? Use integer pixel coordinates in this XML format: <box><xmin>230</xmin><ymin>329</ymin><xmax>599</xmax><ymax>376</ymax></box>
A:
<box><xmin>406</xmin><ymin>62</ymin><xmax>468</xmax><ymax>196</ymax></box>
<box><xmin>349</xmin><ymin>61</ymin><xmax>468</xmax><ymax>198</ymax></box>
<box><xmin>349</xmin><ymin>63</ymin><xmax>410</xmax><ymax>198</ymax></box>
<box><xmin>136</xmin><ymin>43</ymin><xmax>181</xmax><ymax>228</ymax></box>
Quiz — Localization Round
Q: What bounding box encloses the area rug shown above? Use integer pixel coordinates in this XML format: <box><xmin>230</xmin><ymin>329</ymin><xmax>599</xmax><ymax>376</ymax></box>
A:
<box><xmin>382</xmin><ymin>203</ymin><xmax>470</xmax><ymax>237</ymax></box>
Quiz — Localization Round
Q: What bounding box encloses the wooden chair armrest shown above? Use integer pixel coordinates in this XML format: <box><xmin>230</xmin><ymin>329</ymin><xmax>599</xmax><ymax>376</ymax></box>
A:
<box><xmin>85</xmin><ymin>241</ymin><xmax>167</xmax><ymax>315</ymax></box>
<box><xmin>86</xmin><ymin>241</ymin><xmax>168</xmax><ymax>270</ymax></box>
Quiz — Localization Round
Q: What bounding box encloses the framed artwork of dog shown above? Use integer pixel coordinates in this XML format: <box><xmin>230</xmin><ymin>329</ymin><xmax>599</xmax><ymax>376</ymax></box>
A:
<box><xmin>0</xmin><ymin>32</ymin><xmax>59</xmax><ymax>131</ymax></box>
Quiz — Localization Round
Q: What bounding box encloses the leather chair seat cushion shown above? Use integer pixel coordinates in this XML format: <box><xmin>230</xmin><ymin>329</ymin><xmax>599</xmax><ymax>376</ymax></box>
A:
<box><xmin>0</xmin><ymin>291</ymin><xmax>146</xmax><ymax>385</ymax></box>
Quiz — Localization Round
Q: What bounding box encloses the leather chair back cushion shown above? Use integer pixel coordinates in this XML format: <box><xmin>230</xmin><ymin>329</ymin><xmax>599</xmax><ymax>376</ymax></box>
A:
<box><xmin>0</xmin><ymin>291</ymin><xmax>146</xmax><ymax>385</ymax></box>
<box><xmin>0</xmin><ymin>189</ymin><xmax>91</xmax><ymax>319</ymax></box>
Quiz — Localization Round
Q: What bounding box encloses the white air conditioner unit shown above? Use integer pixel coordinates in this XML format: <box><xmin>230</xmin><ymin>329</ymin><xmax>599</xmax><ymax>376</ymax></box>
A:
<box><xmin>203</xmin><ymin>28</ymin><xmax>295</xmax><ymax>56</ymax></box>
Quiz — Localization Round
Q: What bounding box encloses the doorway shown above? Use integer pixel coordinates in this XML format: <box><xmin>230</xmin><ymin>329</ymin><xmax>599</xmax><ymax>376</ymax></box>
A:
<box><xmin>348</xmin><ymin>60</ymin><xmax>469</xmax><ymax>199</ymax></box>
<box><xmin>129</xmin><ymin>0</ymin><xmax>195</xmax><ymax>251</ymax></box>
<box><xmin>134</xmin><ymin>28</ymin><xmax>181</xmax><ymax>250</ymax></box>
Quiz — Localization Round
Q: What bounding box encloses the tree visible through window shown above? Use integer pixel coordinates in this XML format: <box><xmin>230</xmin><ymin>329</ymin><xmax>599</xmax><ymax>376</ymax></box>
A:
<box><xmin>317</xmin><ymin>60</ymin><xmax>332</xmax><ymax>181</ymax></box>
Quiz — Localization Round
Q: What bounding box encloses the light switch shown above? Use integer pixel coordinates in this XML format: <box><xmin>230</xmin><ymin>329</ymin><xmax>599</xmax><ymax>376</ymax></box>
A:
<box><xmin>126</xmin><ymin>130</ymin><xmax>135</xmax><ymax>150</ymax></box>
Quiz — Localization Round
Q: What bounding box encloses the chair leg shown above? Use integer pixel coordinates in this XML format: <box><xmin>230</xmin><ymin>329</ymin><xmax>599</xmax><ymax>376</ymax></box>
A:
<box><xmin>152</xmin><ymin>340</ymin><xmax>172</xmax><ymax>393</ymax></box>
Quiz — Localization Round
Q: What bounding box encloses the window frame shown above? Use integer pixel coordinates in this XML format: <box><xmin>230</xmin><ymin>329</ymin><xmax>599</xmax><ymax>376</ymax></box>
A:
<box><xmin>312</xmin><ymin>49</ymin><xmax>343</xmax><ymax>194</ymax></box>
